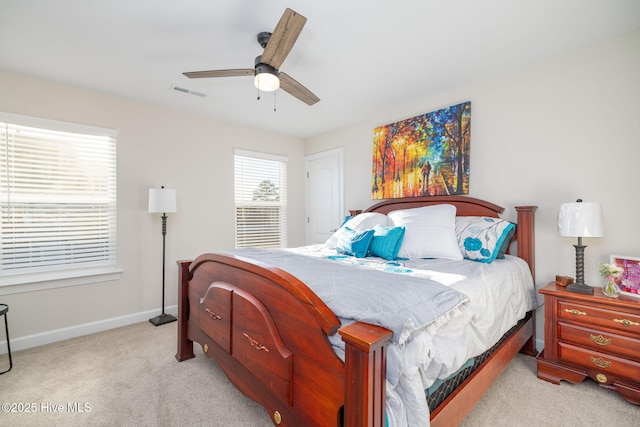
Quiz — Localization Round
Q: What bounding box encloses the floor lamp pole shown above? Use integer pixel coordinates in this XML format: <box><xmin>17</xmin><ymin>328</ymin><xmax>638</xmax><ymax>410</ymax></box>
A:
<box><xmin>149</xmin><ymin>212</ymin><xmax>177</xmax><ymax>326</ymax></box>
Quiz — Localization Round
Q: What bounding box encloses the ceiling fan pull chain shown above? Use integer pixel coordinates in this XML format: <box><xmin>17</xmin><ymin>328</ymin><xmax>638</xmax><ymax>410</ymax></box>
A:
<box><xmin>257</xmin><ymin>86</ymin><xmax>261</xmax><ymax>101</ymax></box>
<box><xmin>274</xmin><ymin>91</ymin><xmax>277</xmax><ymax>112</ymax></box>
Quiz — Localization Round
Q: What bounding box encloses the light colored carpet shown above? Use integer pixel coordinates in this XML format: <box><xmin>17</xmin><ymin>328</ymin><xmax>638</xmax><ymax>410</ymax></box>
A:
<box><xmin>0</xmin><ymin>321</ymin><xmax>637</xmax><ymax>426</ymax></box>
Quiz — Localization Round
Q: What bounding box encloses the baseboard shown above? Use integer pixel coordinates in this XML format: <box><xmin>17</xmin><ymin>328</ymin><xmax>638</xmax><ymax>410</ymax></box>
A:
<box><xmin>0</xmin><ymin>305</ymin><xmax>177</xmax><ymax>354</ymax></box>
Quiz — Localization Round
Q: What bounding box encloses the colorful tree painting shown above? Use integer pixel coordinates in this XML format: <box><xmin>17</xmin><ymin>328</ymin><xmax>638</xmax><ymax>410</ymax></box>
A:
<box><xmin>372</xmin><ymin>101</ymin><xmax>471</xmax><ymax>199</ymax></box>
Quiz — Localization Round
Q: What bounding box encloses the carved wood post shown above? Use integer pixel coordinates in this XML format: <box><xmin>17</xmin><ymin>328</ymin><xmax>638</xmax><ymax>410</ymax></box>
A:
<box><xmin>515</xmin><ymin>205</ymin><xmax>538</xmax><ymax>356</ymax></box>
<box><xmin>515</xmin><ymin>205</ymin><xmax>536</xmax><ymax>281</ymax></box>
<box><xmin>175</xmin><ymin>259</ymin><xmax>195</xmax><ymax>362</ymax></box>
<box><xmin>339</xmin><ymin>321</ymin><xmax>393</xmax><ymax>427</ymax></box>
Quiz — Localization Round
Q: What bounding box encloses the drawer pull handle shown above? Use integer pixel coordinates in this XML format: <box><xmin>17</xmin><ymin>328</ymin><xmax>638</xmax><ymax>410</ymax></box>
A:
<box><xmin>243</xmin><ymin>333</ymin><xmax>270</xmax><ymax>352</ymax></box>
<box><xmin>590</xmin><ymin>356</ymin><xmax>612</xmax><ymax>369</ymax></box>
<box><xmin>613</xmin><ymin>318</ymin><xmax>639</xmax><ymax>327</ymax></box>
<box><xmin>205</xmin><ymin>308</ymin><xmax>222</xmax><ymax>320</ymax></box>
<box><xmin>590</xmin><ymin>334</ymin><xmax>611</xmax><ymax>346</ymax></box>
<box><xmin>564</xmin><ymin>308</ymin><xmax>587</xmax><ymax>316</ymax></box>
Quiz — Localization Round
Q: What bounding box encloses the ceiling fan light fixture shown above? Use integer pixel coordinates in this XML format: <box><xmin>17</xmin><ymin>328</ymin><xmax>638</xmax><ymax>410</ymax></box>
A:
<box><xmin>254</xmin><ymin>57</ymin><xmax>280</xmax><ymax>92</ymax></box>
<box><xmin>254</xmin><ymin>71</ymin><xmax>280</xmax><ymax>92</ymax></box>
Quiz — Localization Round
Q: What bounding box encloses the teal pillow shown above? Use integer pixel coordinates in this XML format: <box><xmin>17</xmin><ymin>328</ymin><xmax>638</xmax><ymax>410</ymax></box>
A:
<box><xmin>370</xmin><ymin>225</ymin><xmax>406</xmax><ymax>260</ymax></box>
<box><xmin>496</xmin><ymin>223</ymin><xmax>516</xmax><ymax>259</ymax></box>
<box><xmin>455</xmin><ymin>217</ymin><xmax>516</xmax><ymax>263</ymax></box>
<box><xmin>335</xmin><ymin>227</ymin><xmax>375</xmax><ymax>258</ymax></box>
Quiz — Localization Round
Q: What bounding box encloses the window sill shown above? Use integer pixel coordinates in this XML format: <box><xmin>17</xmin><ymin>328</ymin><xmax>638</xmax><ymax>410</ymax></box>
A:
<box><xmin>0</xmin><ymin>266</ymin><xmax>123</xmax><ymax>296</ymax></box>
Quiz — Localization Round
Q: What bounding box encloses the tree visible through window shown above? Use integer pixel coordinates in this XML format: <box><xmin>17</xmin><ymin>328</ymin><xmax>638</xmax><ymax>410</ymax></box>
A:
<box><xmin>253</xmin><ymin>180</ymin><xmax>280</xmax><ymax>202</ymax></box>
<box><xmin>234</xmin><ymin>150</ymin><xmax>287</xmax><ymax>248</ymax></box>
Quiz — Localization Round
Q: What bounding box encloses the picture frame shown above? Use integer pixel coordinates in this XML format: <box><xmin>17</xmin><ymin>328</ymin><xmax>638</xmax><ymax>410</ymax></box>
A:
<box><xmin>610</xmin><ymin>254</ymin><xmax>640</xmax><ymax>297</ymax></box>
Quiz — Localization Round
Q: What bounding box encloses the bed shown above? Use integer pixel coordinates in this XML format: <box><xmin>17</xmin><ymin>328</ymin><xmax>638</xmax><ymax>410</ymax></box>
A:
<box><xmin>175</xmin><ymin>195</ymin><xmax>537</xmax><ymax>427</ymax></box>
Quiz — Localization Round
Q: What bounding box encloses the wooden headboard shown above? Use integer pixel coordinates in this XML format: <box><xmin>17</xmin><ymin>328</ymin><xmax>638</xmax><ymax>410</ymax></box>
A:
<box><xmin>365</xmin><ymin>195</ymin><xmax>504</xmax><ymax>216</ymax></box>
<box><xmin>364</xmin><ymin>195</ymin><xmax>537</xmax><ymax>280</ymax></box>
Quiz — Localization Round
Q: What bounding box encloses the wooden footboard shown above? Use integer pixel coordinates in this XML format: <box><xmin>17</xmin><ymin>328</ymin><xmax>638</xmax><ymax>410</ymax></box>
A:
<box><xmin>176</xmin><ymin>253</ymin><xmax>392</xmax><ymax>427</ymax></box>
<box><xmin>176</xmin><ymin>196</ymin><xmax>537</xmax><ymax>427</ymax></box>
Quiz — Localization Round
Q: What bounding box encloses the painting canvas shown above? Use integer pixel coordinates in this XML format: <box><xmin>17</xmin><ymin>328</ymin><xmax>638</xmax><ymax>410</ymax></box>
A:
<box><xmin>372</xmin><ymin>101</ymin><xmax>471</xmax><ymax>199</ymax></box>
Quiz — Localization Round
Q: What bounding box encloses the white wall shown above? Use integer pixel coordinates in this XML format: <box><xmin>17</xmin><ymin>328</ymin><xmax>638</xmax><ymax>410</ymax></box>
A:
<box><xmin>0</xmin><ymin>71</ymin><xmax>305</xmax><ymax>347</ymax></box>
<box><xmin>305</xmin><ymin>31</ymin><xmax>640</xmax><ymax>346</ymax></box>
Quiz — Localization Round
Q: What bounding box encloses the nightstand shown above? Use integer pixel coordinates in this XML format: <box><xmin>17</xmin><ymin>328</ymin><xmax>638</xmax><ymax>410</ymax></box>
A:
<box><xmin>537</xmin><ymin>282</ymin><xmax>640</xmax><ymax>405</ymax></box>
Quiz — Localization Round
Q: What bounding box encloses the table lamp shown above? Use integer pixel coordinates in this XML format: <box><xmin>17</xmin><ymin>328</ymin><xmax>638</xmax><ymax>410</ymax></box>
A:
<box><xmin>557</xmin><ymin>199</ymin><xmax>603</xmax><ymax>294</ymax></box>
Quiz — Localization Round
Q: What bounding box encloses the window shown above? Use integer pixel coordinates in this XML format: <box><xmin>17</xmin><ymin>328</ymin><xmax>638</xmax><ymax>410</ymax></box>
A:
<box><xmin>234</xmin><ymin>149</ymin><xmax>287</xmax><ymax>248</ymax></box>
<box><xmin>0</xmin><ymin>113</ymin><xmax>118</xmax><ymax>288</ymax></box>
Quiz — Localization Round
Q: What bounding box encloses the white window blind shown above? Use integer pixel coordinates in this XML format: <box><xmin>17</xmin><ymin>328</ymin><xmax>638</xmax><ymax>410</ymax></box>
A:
<box><xmin>0</xmin><ymin>115</ymin><xmax>117</xmax><ymax>279</ymax></box>
<box><xmin>234</xmin><ymin>149</ymin><xmax>287</xmax><ymax>248</ymax></box>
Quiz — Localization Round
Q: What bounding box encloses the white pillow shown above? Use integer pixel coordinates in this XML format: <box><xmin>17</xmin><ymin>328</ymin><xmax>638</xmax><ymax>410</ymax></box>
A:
<box><xmin>325</xmin><ymin>212</ymin><xmax>389</xmax><ymax>249</ymax></box>
<box><xmin>388</xmin><ymin>204</ymin><xmax>463</xmax><ymax>260</ymax></box>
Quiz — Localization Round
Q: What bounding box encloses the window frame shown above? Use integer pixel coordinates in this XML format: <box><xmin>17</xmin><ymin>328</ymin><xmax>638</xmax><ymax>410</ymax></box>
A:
<box><xmin>234</xmin><ymin>149</ymin><xmax>288</xmax><ymax>249</ymax></box>
<box><xmin>0</xmin><ymin>112</ymin><xmax>121</xmax><ymax>295</ymax></box>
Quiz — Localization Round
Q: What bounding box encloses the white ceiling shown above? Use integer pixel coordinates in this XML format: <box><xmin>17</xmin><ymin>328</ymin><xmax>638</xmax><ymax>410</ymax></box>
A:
<box><xmin>2</xmin><ymin>0</ymin><xmax>639</xmax><ymax>138</ymax></box>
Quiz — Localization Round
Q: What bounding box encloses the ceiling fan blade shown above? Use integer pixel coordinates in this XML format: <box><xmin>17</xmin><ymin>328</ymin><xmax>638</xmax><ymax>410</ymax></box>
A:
<box><xmin>279</xmin><ymin>72</ymin><xmax>320</xmax><ymax>106</ymax></box>
<box><xmin>183</xmin><ymin>69</ymin><xmax>254</xmax><ymax>79</ymax></box>
<box><xmin>262</xmin><ymin>8</ymin><xmax>307</xmax><ymax>70</ymax></box>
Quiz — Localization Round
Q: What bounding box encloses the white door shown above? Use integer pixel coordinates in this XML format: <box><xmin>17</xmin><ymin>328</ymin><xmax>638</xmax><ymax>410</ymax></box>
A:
<box><xmin>305</xmin><ymin>149</ymin><xmax>344</xmax><ymax>245</ymax></box>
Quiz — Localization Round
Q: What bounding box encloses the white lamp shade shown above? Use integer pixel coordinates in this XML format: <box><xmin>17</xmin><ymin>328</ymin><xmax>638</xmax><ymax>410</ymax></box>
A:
<box><xmin>558</xmin><ymin>201</ymin><xmax>603</xmax><ymax>238</ymax></box>
<box><xmin>148</xmin><ymin>188</ymin><xmax>177</xmax><ymax>213</ymax></box>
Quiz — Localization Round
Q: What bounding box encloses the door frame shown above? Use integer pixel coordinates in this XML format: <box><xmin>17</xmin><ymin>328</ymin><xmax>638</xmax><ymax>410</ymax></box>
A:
<box><xmin>304</xmin><ymin>148</ymin><xmax>344</xmax><ymax>245</ymax></box>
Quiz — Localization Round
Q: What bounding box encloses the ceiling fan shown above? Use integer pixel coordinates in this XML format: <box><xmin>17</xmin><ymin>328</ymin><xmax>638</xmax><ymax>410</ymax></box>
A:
<box><xmin>183</xmin><ymin>8</ymin><xmax>320</xmax><ymax>106</ymax></box>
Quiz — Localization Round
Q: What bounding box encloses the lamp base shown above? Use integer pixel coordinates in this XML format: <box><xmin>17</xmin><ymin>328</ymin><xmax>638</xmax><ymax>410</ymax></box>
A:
<box><xmin>566</xmin><ymin>282</ymin><xmax>594</xmax><ymax>295</ymax></box>
<box><xmin>149</xmin><ymin>313</ymin><xmax>177</xmax><ymax>326</ymax></box>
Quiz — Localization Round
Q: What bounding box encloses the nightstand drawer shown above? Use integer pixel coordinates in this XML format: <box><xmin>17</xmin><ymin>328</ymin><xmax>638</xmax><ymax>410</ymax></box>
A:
<box><xmin>558</xmin><ymin>342</ymin><xmax>640</xmax><ymax>381</ymax></box>
<box><xmin>558</xmin><ymin>322</ymin><xmax>640</xmax><ymax>360</ymax></box>
<box><xmin>558</xmin><ymin>300</ymin><xmax>640</xmax><ymax>334</ymax></box>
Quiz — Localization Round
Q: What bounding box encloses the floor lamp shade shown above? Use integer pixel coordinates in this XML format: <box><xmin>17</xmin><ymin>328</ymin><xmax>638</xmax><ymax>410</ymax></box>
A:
<box><xmin>557</xmin><ymin>200</ymin><xmax>603</xmax><ymax>295</ymax></box>
<box><xmin>148</xmin><ymin>186</ymin><xmax>177</xmax><ymax>326</ymax></box>
<box><xmin>148</xmin><ymin>187</ymin><xmax>177</xmax><ymax>213</ymax></box>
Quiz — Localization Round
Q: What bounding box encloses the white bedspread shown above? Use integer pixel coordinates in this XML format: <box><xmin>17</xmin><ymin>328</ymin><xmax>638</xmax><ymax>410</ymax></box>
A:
<box><xmin>286</xmin><ymin>245</ymin><xmax>537</xmax><ymax>427</ymax></box>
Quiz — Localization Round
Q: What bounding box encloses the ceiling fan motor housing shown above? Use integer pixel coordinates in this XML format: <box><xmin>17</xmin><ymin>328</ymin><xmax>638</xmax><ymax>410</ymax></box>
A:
<box><xmin>254</xmin><ymin>55</ymin><xmax>279</xmax><ymax>76</ymax></box>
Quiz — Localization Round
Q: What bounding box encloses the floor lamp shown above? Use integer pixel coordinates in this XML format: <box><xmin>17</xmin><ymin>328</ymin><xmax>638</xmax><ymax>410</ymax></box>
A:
<box><xmin>148</xmin><ymin>186</ymin><xmax>178</xmax><ymax>326</ymax></box>
<box><xmin>558</xmin><ymin>199</ymin><xmax>604</xmax><ymax>295</ymax></box>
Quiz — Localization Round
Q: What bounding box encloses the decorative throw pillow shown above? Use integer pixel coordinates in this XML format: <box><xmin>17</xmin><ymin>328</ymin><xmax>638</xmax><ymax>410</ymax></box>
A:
<box><xmin>369</xmin><ymin>225</ymin><xmax>406</xmax><ymax>260</ymax></box>
<box><xmin>455</xmin><ymin>216</ymin><xmax>516</xmax><ymax>263</ymax></box>
<box><xmin>335</xmin><ymin>227</ymin><xmax>375</xmax><ymax>258</ymax></box>
<box><xmin>388</xmin><ymin>204</ymin><xmax>463</xmax><ymax>260</ymax></box>
<box><xmin>325</xmin><ymin>212</ymin><xmax>389</xmax><ymax>249</ymax></box>
<box><xmin>496</xmin><ymin>223</ymin><xmax>516</xmax><ymax>259</ymax></box>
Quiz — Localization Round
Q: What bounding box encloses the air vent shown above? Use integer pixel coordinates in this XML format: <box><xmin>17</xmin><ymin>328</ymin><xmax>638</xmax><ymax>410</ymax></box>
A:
<box><xmin>170</xmin><ymin>85</ymin><xmax>206</xmax><ymax>97</ymax></box>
